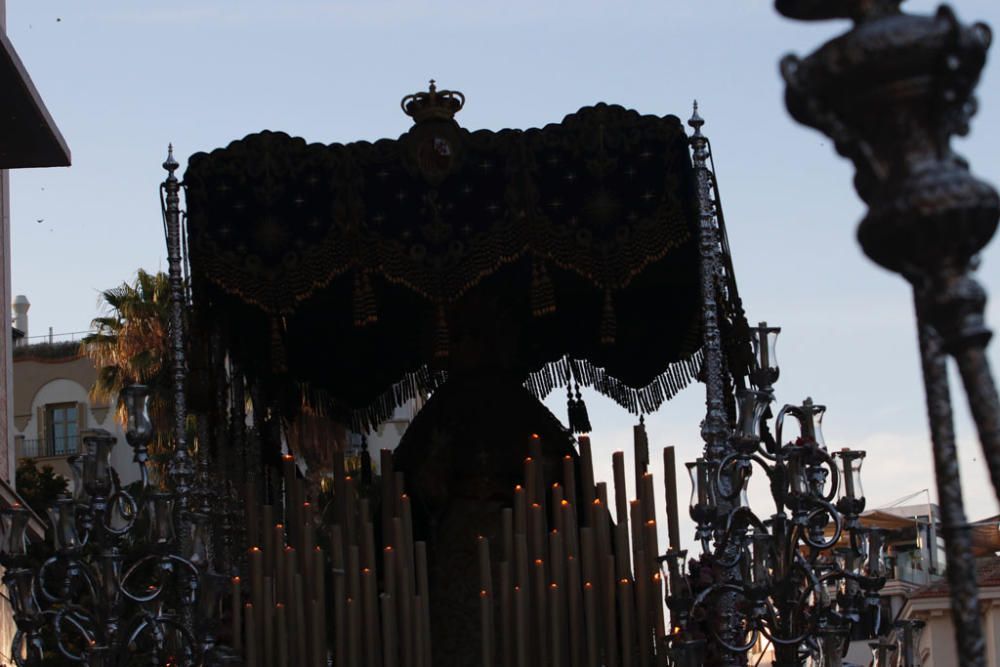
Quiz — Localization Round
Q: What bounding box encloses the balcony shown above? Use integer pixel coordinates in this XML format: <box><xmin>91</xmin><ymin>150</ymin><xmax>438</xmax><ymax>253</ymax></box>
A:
<box><xmin>16</xmin><ymin>436</ymin><xmax>81</xmax><ymax>460</ymax></box>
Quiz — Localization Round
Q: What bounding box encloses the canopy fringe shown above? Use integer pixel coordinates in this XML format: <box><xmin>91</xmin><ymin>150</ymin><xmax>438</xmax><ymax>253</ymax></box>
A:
<box><xmin>524</xmin><ymin>349</ymin><xmax>704</xmax><ymax>416</ymax></box>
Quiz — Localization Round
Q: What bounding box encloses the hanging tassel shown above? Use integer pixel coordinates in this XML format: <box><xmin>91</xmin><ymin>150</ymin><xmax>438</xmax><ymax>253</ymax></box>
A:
<box><xmin>600</xmin><ymin>289</ymin><xmax>616</xmax><ymax>345</ymax></box>
<box><xmin>433</xmin><ymin>304</ymin><xmax>450</xmax><ymax>360</ymax></box>
<box><xmin>269</xmin><ymin>316</ymin><xmax>287</xmax><ymax>374</ymax></box>
<box><xmin>568</xmin><ymin>381</ymin><xmax>592</xmax><ymax>434</ymax></box>
<box><xmin>530</xmin><ymin>258</ymin><xmax>556</xmax><ymax>317</ymax></box>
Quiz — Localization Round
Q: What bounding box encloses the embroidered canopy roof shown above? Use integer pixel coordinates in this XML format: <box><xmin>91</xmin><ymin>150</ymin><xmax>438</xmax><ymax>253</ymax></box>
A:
<box><xmin>183</xmin><ymin>85</ymin><xmax>705</xmax><ymax>429</ymax></box>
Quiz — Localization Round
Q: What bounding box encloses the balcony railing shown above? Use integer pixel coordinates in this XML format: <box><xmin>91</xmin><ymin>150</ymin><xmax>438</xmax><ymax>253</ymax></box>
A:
<box><xmin>18</xmin><ymin>436</ymin><xmax>81</xmax><ymax>459</ymax></box>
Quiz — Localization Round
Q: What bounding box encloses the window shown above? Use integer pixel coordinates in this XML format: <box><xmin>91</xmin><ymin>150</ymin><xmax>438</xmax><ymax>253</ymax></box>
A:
<box><xmin>47</xmin><ymin>404</ymin><xmax>79</xmax><ymax>455</ymax></box>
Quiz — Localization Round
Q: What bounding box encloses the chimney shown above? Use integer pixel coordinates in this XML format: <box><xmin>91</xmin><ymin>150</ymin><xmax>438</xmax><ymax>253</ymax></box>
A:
<box><xmin>12</xmin><ymin>294</ymin><xmax>28</xmax><ymax>344</ymax></box>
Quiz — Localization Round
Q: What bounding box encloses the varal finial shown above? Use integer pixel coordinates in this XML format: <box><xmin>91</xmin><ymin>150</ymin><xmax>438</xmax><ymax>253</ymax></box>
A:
<box><xmin>163</xmin><ymin>143</ymin><xmax>179</xmax><ymax>173</ymax></box>
<box><xmin>688</xmin><ymin>100</ymin><xmax>704</xmax><ymax>132</ymax></box>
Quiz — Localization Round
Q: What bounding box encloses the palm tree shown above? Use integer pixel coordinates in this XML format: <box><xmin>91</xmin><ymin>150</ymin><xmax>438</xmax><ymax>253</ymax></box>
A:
<box><xmin>81</xmin><ymin>269</ymin><xmax>174</xmax><ymax>476</ymax></box>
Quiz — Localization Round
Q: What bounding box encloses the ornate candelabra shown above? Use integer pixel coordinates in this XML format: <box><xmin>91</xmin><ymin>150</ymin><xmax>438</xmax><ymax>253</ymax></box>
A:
<box><xmin>777</xmin><ymin>2</ymin><xmax>999</xmax><ymax>665</ymax></box>
<box><xmin>0</xmin><ymin>386</ymin><xmax>235</xmax><ymax>666</ymax></box>
<box><xmin>663</xmin><ymin>323</ymin><xmax>884</xmax><ymax>667</ymax></box>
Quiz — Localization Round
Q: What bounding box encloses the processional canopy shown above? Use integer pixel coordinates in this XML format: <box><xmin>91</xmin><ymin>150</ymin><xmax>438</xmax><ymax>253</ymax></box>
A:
<box><xmin>183</xmin><ymin>82</ymin><xmax>705</xmax><ymax>429</ymax></box>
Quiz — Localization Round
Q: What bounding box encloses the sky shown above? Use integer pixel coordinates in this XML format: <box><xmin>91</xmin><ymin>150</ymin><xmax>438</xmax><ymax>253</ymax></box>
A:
<box><xmin>6</xmin><ymin>0</ymin><xmax>1000</xmax><ymax>551</ymax></box>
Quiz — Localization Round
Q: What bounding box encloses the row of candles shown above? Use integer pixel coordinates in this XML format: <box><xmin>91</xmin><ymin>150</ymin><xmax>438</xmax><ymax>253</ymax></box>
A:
<box><xmin>478</xmin><ymin>429</ymin><xmax>684</xmax><ymax>667</ymax></box>
<box><xmin>232</xmin><ymin>448</ymin><xmax>432</xmax><ymax>667</ymax></box>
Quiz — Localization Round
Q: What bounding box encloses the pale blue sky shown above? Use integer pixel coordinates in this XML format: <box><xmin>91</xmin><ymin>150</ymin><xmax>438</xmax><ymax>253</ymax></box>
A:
<box><xmin>7</xmin><ymin>1</ymin><xmax>1000</xmax><ymax>547</ymax></box>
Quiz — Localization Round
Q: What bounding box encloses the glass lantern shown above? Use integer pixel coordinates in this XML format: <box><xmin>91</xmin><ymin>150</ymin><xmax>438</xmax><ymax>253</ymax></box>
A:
<box><xmin>146</xmin><ymin>492</ymin><xmax>176</xmax><ymax>547</ymax></box>
<box><xmin>836</xmin><ymin>449</ymin><xmax>866</xmax><ymax>502</ymax></box>
<box><xmin>0</xmin><ymin>504</ymin><xmax>30</xmax><ymax>558</ymax></box>
<box><xmin>750</xmin><ymin>321</ymin><xmax>780</xmax><ymax>388</ymax></box>
<box><xmin>123</xmin><ymin>384</ymin><xmax>153</xmax><ymax>450</ymax></box>
<box><xmin>735</xmin><ymin>388</ymin><xmax>770</xmax><ymax>450</ymax></box>
<box><xmin>687</xmin><ymin>459</ymin><xmax>717</xmax><ymax>519</ymax></box>
<box><xmin>750</xmin><ymin>529</ymin><xmax>773</xmax><ymax>587</ymax></box>
<box><xmin>81</xmin><ymin>430</ymin><xmax>116</xmax><ymax>497</ymax></box>
<box><xmin>864</xmin><ymin>528</ymin><xmax>886</xmax><ymax>578</ymax></box>
<box><xmin>48</xmin><ymin>496</ymin><xmax>82</xmax><ymax>552</ymax></box>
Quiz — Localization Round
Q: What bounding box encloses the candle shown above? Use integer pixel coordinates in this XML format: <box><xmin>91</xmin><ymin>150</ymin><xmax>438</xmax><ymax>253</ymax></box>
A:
<box><xmin>612</xmin><ymin>451</ymin><xmax>629</xmax><ymax>526</ymax></box>
<box><xmin>245</xmin><ymin>480</ymin><xmax>259</xmax><ymax>548</ymax></box>
<box><xmin>383</xmin><ymin>547</ymin><xmax>397</xmax><ymax>603</ymax></box>
<box><xmin>275</xmin><ymin>525</ymin><xmax>287</xmax><ymax>598</ymax></box>
<box><xmin>262</xmin><ymin>505</ymin><xmax>274</xmax><ymax>575</ymax></box>
<box><xmin>276</xmin><ymin>603</ymin><xmax>288</xmax><ymax>665</ymax></box>
<box><xmin>283</xmin><ymin>545</ymin><xmax>297</xmax><ymax>607</ymax></box>
<box><xmin>282</xmin><ymin>454</ymin><xmax>297</xmax><ymax>547</ymax></box>
<box><xmin>663</xmin><ymin>447</ymin><xmax>681</xmax><ymax>551</ymax></box>
<box><xmin>596</xmin><ymin>482</ymin><xmax>609</xmax><ymax>510</ymax></box>
<box><xmin>630</xmin><ymin>501</ymin><xmax>645</xmax><ymax>568</ymax></box>
<box><xmin>362</xmin><ymin>519</ymin><xmax>377</xmax><ymax>572</ymax></box>
<box><xmin>524</xmin><ymin>457</ymin><xmax>537</xmax><ymax>506</ymax></box>
<box><xmin>231</xmin><ymin>576</ymin><xmax>242</xmax><ymax>653</ymax></box>
<box><xmin>380</xmin><ymin>449</ymin><xmax>395</xmax><ymax>547</ymax></box>
<box><xmin>549</xmin><ymin>530</ymin><xmax>566</xmax><ymax>594</ymax></box>
<box><xmin>583</xmin><ymin>583</ymin><xmax>599</xmax><ymax>667</ymax></box>
<box><xmin>552</xmin><ymin>483</ymin><xmax>564</xmax><ymax>515</ymax></box>
<box><xmin>344</xmin><ymin>475</ymin><xmax>358</xmax><ymax>548</ymax></box>
<box><xmin>561</xmin><ymin>501</ymin><xmax>579</xmax><ymax>560</ymax></box>
<box><xmin>244</xmin><ymin>603</ymin><xmax>257</xmax><ymax>667</ymax></box>
<box><xmin>348</xmin><ymin>545</ymin><xmax>361</xmax><ymax>608</ymax></box>
<box><xmin>578</xmin><ymin>436</ymin><xmax>596</xmax><ymax>512</ymax></box>
<box><xmin>515</xmin><ymin>534</ymin><xmax>530</xmax><ymax>593</ymax></box>
<box><xmin>513</xmin><ymin>485</ymin><xmax>527</xmax><ymax>536</ymax></box>
<box><xmin>481</xmin><ymin>589</ymin><xmax>494</xmax><ymax>667</ymax></box>
<box><xmin>402</xmin><ymin>494</ymin><xmax>416</xmax><ymax>581</ymax></box>
<box><xmin>633</xmin><ymin>421</ymin><xmax>649</xmax><ymax>486</ymax></box>
<box><xmin>614</xmin><ymin>521</ymin><xmax>631</xmax><ymax>579</ymax></box>
<box><xmin>478</xmin><ymin>536</ymin><xmax>494</xmax><ymax>594</ymax></box>
<box><xmin>502</xmin><ymin>508</ymin><xmax>514</xmax><ymax>564</ymax></box>
<box><xmin>641</xmin><ymin>473</ymin><xmax>656</xmax><ymax>523</ymax></box>
<box><xmin>579</xmin><ymin>528</ymin><xmax>596</xmax><ymax>597</ymax></box>
<box><xmin>530</xmin><ymin>503</ymin><xmax>546</xmax><ymax>563</ymax></box>
<box><xmin>562</xmin><ymin>455</ymin><xmax>577</xmax><ymax>508</ymax></box>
